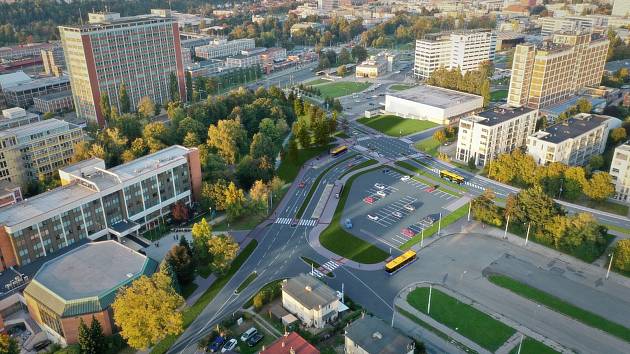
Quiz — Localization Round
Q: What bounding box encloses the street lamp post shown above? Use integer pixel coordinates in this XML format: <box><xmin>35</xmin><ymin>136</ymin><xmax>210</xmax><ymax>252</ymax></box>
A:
<box><xmin>606</xmin><ymin>253</ymin><xmax>614</xmax><ymax>279</ymax></box>
<box><xmin>516</xmin><ymin>334</ymin><xmax>524</xmax><ymax>354</ymax></box>
<box><xmin>437</xmin><ymin>213</ymin><xmax>442</xmax><ymax>236</ymax></box>
<box><xmin>525</xmin><ymin>222</ymin><xmax>531</xmax><ymax>246</ymax></box>
<box><xmin>420</xmin><ymin>228</ymin><xmax>424</xmax><ymax>248</ymax></box>
<box><xmin>427</xmin><ymin>285</ymin><xmax>432</xmax><ymax>314</ymax></box>
<box><xmin>467</xmin><ymin>200</ymin><xmax>472</xmax><ymax>222</ymax></box>
<box><xmin>503</xmin><ymin>214</ymin><xmax>510</xmax><ymax>239</ymax></box>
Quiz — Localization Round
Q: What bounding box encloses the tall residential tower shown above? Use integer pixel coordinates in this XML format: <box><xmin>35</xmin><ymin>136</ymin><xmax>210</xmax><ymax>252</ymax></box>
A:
<box><xmin>59</xmin><ymin>12</ymin><xmax>186</xmax><ymax>126</ymax></box>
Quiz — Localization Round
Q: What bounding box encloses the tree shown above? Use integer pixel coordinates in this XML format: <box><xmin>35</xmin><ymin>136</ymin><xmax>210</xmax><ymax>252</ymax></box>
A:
<box><xmin>292</xmin><ymin>118</ymin><xmax>311</xmax><ymax>148</ymax></box>
<box><xmin>207</xmin><ymin>234</ymin><xmax>239</xmax><ymax>274</ymax></box>
<box><xmin>100</xmin><ymin>93</ymin><xmax>111</xmax><ymax>123</ymax></box>
<box><xmin>471</xmin><ymin>189</ymin><xmax>502</xmax><ymax>226</ymax></box>
<box><xmin>119</xmin><ymin>83</ymin><xmax>130</xmax><ymax>114</ymax></box>
<box><xmin>183</xmin><ymin>131</ymin><xmax>200</xmax><ymax>147</ymax></box>
<box><xmin>169</xmin><ymin>72</ymin><xmax>180</xmax><ymax>102</ymax></box>
<box><xmin>207</xmin><ymin>118</ymin><xmax>247</xmax><ymax>165</ymax></box>
<box><xmin>351</xmin><ymin>45</ymin><xmax>368</xmax><ymax>63</ymax></box>
<box><xmin>224</xmin><ymin>182</ymin><xmax>246</xmax><ymax>220</ymax></box>
<box><xmin>576</xmin><ymin>98</ymin><xmax>592</xmax><ymax>113</ymax></box>
<box><xmin>336</xmin><ymin>65</ymin><xmax>347</xmax><ymax>77</ymax></box>
<box><xmin>171</xmin><ymin>201</ymin><xmax>190</xmax><ymax>223</ymax></box>
<box><xmin>143</xmin><ymin>122</ymin><xmax>170</xmax><ymax>153</ymax></box>
<box><xmin>185</xmin><ymin>71</ymin><xmax>193</xmax><ymax>102</ymax></box>
<box><xmin>583</xmin><ymin>172</ymin><xmax>615</xmax><ymax>201</ymax></box>
<box><xmin>191</xmin><ymin>218</ymin><xmax>212</xmax><ymax>264</ymax></box>
<box><xmin>89</xmin><ymin>316</ymin><xmax>105</xmax><ymax>354</ymax></box>
<box><xmin>338</xmin><ymin>47</ymin><xmax>351</xmax><ymax>65</ymax></box>
<box><xmin>165</xmin><ymin>244</ymin><xmax>195</xmax><ymax>285</ymax></box>
<box><xmin>159</xmin><ymin>260</ymin><xmax>181</xmax><ymax>295</ymax></box>
<box><xmin>286</xmin><ymin>137</ymin><xmax>298</xmax><ymax>163</ymax></box>
<box><xmin>613</xmin><ymin>239</ymin><xmax>630</xmax><ymax>272</ymax></box>
<box><xmin>0</xmin><ymin>334</ymin><xmax>18</xmax><ymax>354</ymax></box>
<box><xmin>137</xmin><ymin>96</ymin><xmax>155</xmax><ymax>118</ymax></box>
<box><xmin>609</xmin><ymin>127</ymin><xmax>627</xmax><ymax>145</ymax></box>
<box><xmin>112</xmin><ymin>271</ymin><xmax>184</xmax><ymax>350</ymax></box>
<box><xmin>467</xmin><ymin>157</ymin><xmax>476</xmax><ymax>170</ymax></box>
<box><xmin>249</xmin><ymin>180</ymin><xmax>269</xmax><ymax>212</ymax></box>
<box><xmin>78</xmin><ymin>318</ymin><xmax>95</xmax><ymax>354</ymax></box>
<box><xmin>250</xmin><ymin>132</ymin><xmax>275</xmax><ymax>161</ymax></box>
<box><xmin>433</xmin><ymin>129</ymin><xmax>446</xmax><ymax>144</ymax></box>
<box><xmin>509</xmin><ymin>185</ymin><xmax>563</xmax><ymax>228</ymax></box>
<box><xmin>201</xmin><ymin>180</ymin><xmax>229</xmax><ymax>212</ymax></box>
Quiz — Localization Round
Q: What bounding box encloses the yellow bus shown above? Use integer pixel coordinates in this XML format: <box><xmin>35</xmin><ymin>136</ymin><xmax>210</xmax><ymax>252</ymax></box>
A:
<box><xmin>439</xmin><ymin>170</ymin><xmax>465</xmax><ymax>184</ymax></box>
<box><xmin>330</xmin><ymin>145</ymin><xmax>348</xmax><ymax>157</ymax></box>
<box><xmin>385</xmin><ymin>250</ymin><xmax>417</xmax><ymax>274</ymax></box>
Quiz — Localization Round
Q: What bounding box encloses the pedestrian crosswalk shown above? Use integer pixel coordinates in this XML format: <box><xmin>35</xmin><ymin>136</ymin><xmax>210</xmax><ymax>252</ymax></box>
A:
<box><xmin>274</xmin><ymin>217</ymin><xmax>318</xmax><ymax>227</ymax></box>
<box><xmin>464</xmin><ymin>181</ymin><xmax>484</xmax><ymax>190</ymax></box>
<box><xmin>309</xmin><ymin>260</ymin><xmax>342</xmax><ymax>278</ymax></box>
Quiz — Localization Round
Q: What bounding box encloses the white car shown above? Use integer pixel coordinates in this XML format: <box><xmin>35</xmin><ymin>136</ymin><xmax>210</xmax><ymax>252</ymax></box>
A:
<box><xmin>221</xmin><ymin>339</ymin><xmax>238</xmax><ymax>353</ymax></box>
<box><xmin>392</xmin><ymin>211</ymin><xmax>403</xmax><ymax>218</ymax></box>
<box><xmin>400</xmin><ymin>175</ymin><xmax>411</xmax><ymax>181</ymax></box>
<box><xmin>404</xmin><ymin>204</ymin><xmax>415</xmax><ymax>212</ymax></box>
<box><xmin>374</xmin><ymin>183</ymin><xmax>386</xmax><ymax>190</ymax></box>
<box><xmin>376</xmin><ymin>190</ymin><xmax>386</xmax><ymax>197</ymax></box>
<box><xmin>367</xmin><ymin>214</ymin><xmax>379</xmax><ymax>221</ymax></box>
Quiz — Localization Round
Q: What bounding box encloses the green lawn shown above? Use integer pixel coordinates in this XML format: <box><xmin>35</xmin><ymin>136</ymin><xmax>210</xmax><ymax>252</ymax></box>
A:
<box><xmin>235</xmin><ymin>272</ymin><xmax>258</xmax><ymax>294</ymax></box>
<box><xmin>304</xmin><ymin>78</ymin><xmax>330</xmax><ymax>86</ymax></box>
<box><xmin>604</xmin><ymin>223</ymin><xmax>630</xmax><ymax>234</ymax></box>
<box><xmin>509</xmin><ymin>337</ymin><xmax>559</xmax><ymax>354</ymax></box>
<box><xmin>317</xmin><ymin>81</ymin><xmax>371</xmax><ymax>98</ymax></box>
<box><xmin>296</xmin><ymin>154</ymin><xmax>355</xmax><ymax>218</ymax></box>
<box><xmin>488</xmin><ymin>274</ymin><xmax>630</xmax><ymax>343</ymax></box>
<box><xmin>400</xmin><ymin>204</ymin><xmax>468</xmax><ymax>250</ymax></box>
<box><xmin>577</xmin><ymin>198</ymin><xmax>629</xmax><ymax>216</ymax></box>
<box><xmin>407</xmin><ymin>287</ymin><xmax>515</xmax><ymax>352</ymax></box>
<box><xmin>414</xmin><ymin>137</ymin><xmax>441</xmax><ymax>157</ymax></box>
<box><xmin>319</xmin><ymin>167</ymin><xmax>390</xmax><ymax>264</ymax></box>
<box><xmin>277</xmin><ymin>144</ymin><xmax>331</xmax><ymax>182</ymax></box>
<box><xmin>338</xmin><ymin>159</ymin><xmax>378</xmax><ymax>179</ymax></box>
<box><xmin>490</xmin><ymin>89</ymin><xmax>508</xmax><ymax>102</ymax></box>
<box><xmin>358</xmin><ymin>115</ymin><xmax>438</xmax><ymax>137</ymax></box>
<box><xmin>389</xmin><ymin>84</ymin><xmax>415</xmax><ymax>91</ymax></box>
<box><xmin>150</xmin><ymin>240</ymin><xmax>258</xmax><ymax>354</ymax></box>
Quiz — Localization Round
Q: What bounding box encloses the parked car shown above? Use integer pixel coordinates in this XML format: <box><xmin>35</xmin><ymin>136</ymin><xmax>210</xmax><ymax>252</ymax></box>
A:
<box><xmin>344</xmin><ymin>218</ymin><xmax>353</xmax><ymax>229</ymax></box>
<box><xmin>374</xmin><ymin>183</ymin><xmax>385</xmax><ymax>190</ymax></box>
<box><xmin>32</xmin><ymin>340</ymin><xmax>51</xmax><ymax>351</ymax></box>
<box><xmin>208</xmin><ymin>336</ymin><xmax>225</xmax><ymax>352</ymax></box>
<box><xmin>402</xmin><ymin>228</ymin><xmax>415</xmax><ymax>238</ymax></box>
<box><xmin>392</xmin><ymin>211</ymin><xmax>403</xmax><ymax>218</ymax></box>
<box><xmin>425</xmin><ymin>185</ymin><xmax>437</xmax><ymax>193</ymax></box>
<box><xmin>367</xmin><ymin>214</ymin><xmax>379</xmax><ymax>221</ymax></box>
<box><xmin>376</xmin><ymin>190</ymin><xmax>386</xmax><ymax>197</ymax></box>
<box><xmin>247</xmin><ymin>333</ymin><xmax>264</xmax><ymax>347</ymax></box>
<box><xmin>363</xmin><ymin>196</ymin><xmax>375</xmax><ymax>204</ymax></box>
<box><xmin>221</xmin><ymin>339</ymin><xmax>238</xmax><ymax>353</ymax></box>
<box><xmin>240</xmin><ymin>327</ymin><xmax>258</xmax><ymax>342</ymax></box>
<box><xmin>382</xmin><ymin>168</ymin><xmax>390</xmax><ymax>173</ymax></box>
<box><xmin>400</xmin><ymin>175</ymin><xmax>411</xmax><ymax>181</ymax></box>
<box><xmin>298</xmin><ymin>181</ymin><xmax>305</xmax><ymax>188</ymax></box>
<box><xmin>422</xmin><ymin>216</ymin><xmax>435</xmax><ymax>225</ymax></box>
<box><xmin>403</xmin><ymin>204</ymin><xmax>415</xmax><ymax>211</ymax></box>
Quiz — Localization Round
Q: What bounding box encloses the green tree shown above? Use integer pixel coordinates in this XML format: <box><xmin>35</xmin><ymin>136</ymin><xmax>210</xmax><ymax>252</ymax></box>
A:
<box><xmin>0</xmin><ymin>333</ymin><xmax>18</xmax><ymax>354</ymax></box>
<box><xmin>467</xmin><ymin>157</ymin><xmax>476</xmax><ymax>170</ymax></box>
<box><xmin>207</xmin><ymin>234</ymin><xmax>239</xmax><ymax>274</ymax></box>
<box><xmin>100</xmin><ymin>93</ymin><xmax>111</xmax><ymax>123</ymax></box>
<box><xmin>510</xmin><ymin>185</ymin><xmax>563</xmax><ymax>228</ymax></box>
<box><xmin>292</xmin><ymin>118</ymin><xmax>311</xmax><ymax>148</ymax></box>
<box><xmin>89</xmin><ymin>316</ymin><xmax>105</xmax><ymax>354</ymax></box>
<box><xmin>471</xmin><ymin>189</ymin><xmax>502</xmax><ymax>226</ymax></box>
<box><xmin>165</xmin><ymin>244</ymin><xmax>195</xmax><ymax>285</ymax></box>
<box><xmin>169</xmin><ymin>72</ymin><xmax>180</xmax><ymax>102</ymax></box>
<box><xmin>118</xmin><ymin>83</ymin><xmax>130</xmax><ymax>114</ymax></box>
<box><xmin>191</xmin><ymin>218</ymin><xmax>212</xmax><ymax>264</ymax></box>
<box><xmin>583</xmin><ymin>172</ymin><xmax>615</xmax><ymax>201</ymax></box>
<box><xmin>137</xmin><ymin>96</ymin><xmax>155</xmax><ymax>118</ymax></box>
<box><xmin>112</xmin><ymin>271</ymin><xmax>184</xmax><ymax>350</ymax></box>
<box><xmin>207</xmin><ymin>118</ymin><xmax>247</xmax><ymax>165</ymax></box>
<box><xmin>250</xmin><ymin>132</ymin><xmax>275</xmax><ymax>161</ymax></box>
<box><xmin>224</xmin><ymin>181</ymin><xmax>246</xmax><ymax>221</ymax></box>
<box><xmin>609</xmin><ymin>127</ymin><xmax>627</xmax><ymax>145</ymax></box>
<box><xmin>613</xmin><ymin>239</ymin><xmax>630</xmax><ymax>272</ymax></box>
<box><xmin>185</xmin><ymin>71</ymin><xmax>193</xmax><ymax>102</ymax></box>
<box><xmin>286</xmin><ymin>137</ymin><xmax>298</xmax><ymax>162</ymax></box>
<box><xmin>351</xmin><ymin>45</ymin><xmax>368</xmax><ymax>63</ymax></box>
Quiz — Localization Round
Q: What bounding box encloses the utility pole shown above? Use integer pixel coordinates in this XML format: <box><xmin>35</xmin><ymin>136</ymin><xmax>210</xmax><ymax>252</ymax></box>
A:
<box><xmin>606</xmin><ymin>253</ymin><xmax>614</xmax><ymax>279</ymax></box>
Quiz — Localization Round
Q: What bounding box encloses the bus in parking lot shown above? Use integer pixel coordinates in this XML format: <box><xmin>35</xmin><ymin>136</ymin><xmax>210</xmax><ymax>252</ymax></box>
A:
<box><xmin>331</xmin><ymin>145</ymin><xmax>348</xmax><ymax>157</ymax></box>
<box><xmin>439</xmin><ymin>170</ymin><xmax>465</xmax><ymax>184</ymax></box>
<box><xmin>385</xmin><ymin>250</ymin><xmax>417</xmax><ymax>274</ymax></box>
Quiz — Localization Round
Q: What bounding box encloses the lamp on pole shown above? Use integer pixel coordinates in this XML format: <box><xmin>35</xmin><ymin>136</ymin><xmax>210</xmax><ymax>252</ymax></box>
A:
<box><xmin>516</xmin><ymin>334</ymin><xmax>524</xmax><ymax>354</ymax></box>
<box><xmin>525</xmin><ymin>222</ymin><xmax>531</xmax><ymax>246</ymax></box>
<box><xmin>606</xmin><ymin>252</ymin><xmax>614</xmax><ymax>279</ymax></box>
<box><xmin>467</xmin><ymin>200</ymin><xmax>472</xmax><ymax>222</ymax></box>
<box><xmin>427</xmin><ymin>285</ymin><xmax>432</xmax><ymax>315</ymax></box>
<box><xmin>420</xmin><ymin>228</ymin><xmax>424</xmax><ymax>248</ymax></box>
<box><xmin>503</xmin><ymin>214</ymin><xmax>510</xmax><ymax>239</ymax></box>
<box><xmin>437</xmin><ymin>213</ymin><xmax>442</xmax><ymax>236</ymax></box>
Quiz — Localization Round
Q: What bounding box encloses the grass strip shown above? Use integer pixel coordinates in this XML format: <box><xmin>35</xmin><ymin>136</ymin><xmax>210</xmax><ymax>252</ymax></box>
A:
<box><xmin>407</xmin><ymin>159</ymin><xmax>468</xmax><ymax>192</ymax></box>
<box><xmin>396</xmin><ymin>306</ymin><xmax>478</xmax><ymax>354</ymax></box>
<box><xmin>488</xmin><ymin>274</ymin><xmax>630</xmax><ymax>343</ymax></box>
<box><xmin>509</xmin><ymin>337</ymin><xmax>560</xmax><ymax>354</ymax></box>
<box><xmin>407</xmin><ymin>287</ymin><xmax>515</xmax><ymax>352</ymax></box>
<box><xmin>388</xmin><ymin>165</ymin><xmax>459</xmax><ymax>197</ymax></box>
<box><xmin>357</xmin><ymin>115</ymin><xmax>438</xmax><ymax>137</ymax></box>
<box><xmin>319</xmin><ymin>167</ymin><xmax>389</xmax><ymax>263</ymax></box>
<box><xmin>400</xmin><ymin>203</ymin><xmax>469</xmax><ymax>250</ymax></box>
<box><xmin>338</xmin><ymin>159</ymin><xmax>378</xmax><ymax>179</ymax></box>
<box><xmin>300</xmin><ymin>256</ymin><xmax>333</xmax><ymax>277</ymax></box>
<box><xmin>235</xmin><ymin>272</ymin><xmax>258</xmax><ymax>294</ymax></box>
<box><xmin>295</xmin><ymin>154</ymin><xmax>354</xmax><ymax>218</ymax></box>
<box><xmin>277</xmin><ymin>145</ymin><xmax>331</xmax><ymax>183</ymax></box>
<box><xmin>150</xmin><ymin>240</ymin><xmax>259</xmax><ymax>354</ymax></box>
<box><xmin>604</xmin><ymin>223</ymin><xmax>630</xmax><ymax>234</ymax></box>
<box><xmin>414</xmin><ymin>137</ymin><xmax>441</xmax><ymax>157</ymax></box>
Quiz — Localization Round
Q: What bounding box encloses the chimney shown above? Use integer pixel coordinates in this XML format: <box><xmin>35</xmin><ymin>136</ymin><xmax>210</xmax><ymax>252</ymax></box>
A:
<box><xmin>372</xmin><ymin>332</ymin><xmax>383</xmax><ymax>340</ymax></box>
<box><xmin>282</xmin><ymin>341</ymin><xmax>286</xmax><ymax>348</ymax></box>
<box><xmin>305</xmin><ymin>285</ymin><xmax>312</xmax><ymax>291</ymax></box>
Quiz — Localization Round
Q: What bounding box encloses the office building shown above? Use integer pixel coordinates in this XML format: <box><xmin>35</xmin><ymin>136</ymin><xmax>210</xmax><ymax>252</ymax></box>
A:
<box><xmin>526</xmin><ymin>113</ymin><xmax>621</xmax><ymax>166</ymax></box>
<box><xmin>281</xmin><ymin>274</ymin><xmax>339</xmax><ymax>329</ymax></box>
<box><xmin>318</xmin><ymin>0</ymin><xmax>339</xmax><ymax>11</ymax></box>
<box><xmin>0</xmin><ymin>180</ymin><xmax>22</xmax><ymax>208</ymax></box>
<box><xmin>356</xmin><ymin>53</ymin><xmax>394</xmax><ymax>78</ymax></box>
<box><xmin>613</xmin><ymin>0</ymin><xmax>630</xmax><ymax>17</ymax></box>
<box><xmin>456</xmin><ymin>106</ymin><xmax>538</xmax><ymax>167</ymax></box>
<box><xmin>0</xmin><ymin>71</ymin><xmax>32</xmax><ymax>109</ymax></box>
<box><xmin>2</xmin><ymin>76</ymin><xmax>71</xmax><ymax>109</ymax></box>
<box><xmin>414</xmin><ymin>30</ymin><xmax>496</xmax><ymax>79</ymax></box>
<box><xmin>33</xmin><ymin>91</ymin><xmax>74</xmax><ymax>114</ymax></box>
<box><xmin>260</xmin><ymin>332</ymin><xmax>319</xmax><ymax>354</ymax></box>
<box><xmin>0</xmin><ymin>119</ymin><xmax>84</xmax><ymax>187</ymax></box>
<box><xmin>59</xmin><ymin>12</ymin><xmax>186</xmax><ymax>127</ymax></box>
<box><xmin>0</xmin><ymin>107</ymin><xmax>40</xmax><ymax>131</ymax></box>
<box><xmin>0</xmin><ymin>145</ymin><xmax>201</xmax><ymax>271</ymax></box>
<box><xmin>540</xmin><ymin>17</ymin><xmax>597</xmax><ymax>37</ymax></box>
<box><xmin>24</xmin><ymin>241</ymin><xmax>157</xmax><ymax>344</ymax></box>
<box><xmin>41</xmin><ymin>47</ymin><xmax>66</xmax><ymax>77</ymax></box>
<box><xmin>610</xmin><ymin>143</ymin><xmax>630</xmax><ymax>203</ymax></box>
<box><xmin>0</xmin><ymin>43</ymin><xmax>59</xmax><ymax>62</ymax></box>
<box><xmin>507</xmin><ymin>32</ymin><xmax>609</xmax><ymax>109</ymax></box>
<box><xmin>194</xmin><ymin>38</ymin><xmax>255</xmax><ymax>60</ymax></box>
<box><xmin>384</xmin><ymin>85</ymin><xmax>483</xmax><ymax>125</ymax></box>
<box><xmin>225</xmin><ymin>47</ymin><xmax>266</xmax><ymax>69</ymax></box>
<box><xmin>344</xmin><ymin>315</ymin><xmax>415</xmax><ymax>354</ymax></box>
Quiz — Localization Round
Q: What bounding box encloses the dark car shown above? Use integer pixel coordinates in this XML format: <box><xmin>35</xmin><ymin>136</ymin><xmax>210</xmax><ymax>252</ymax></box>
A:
<box><xmin>33</xmin><ymin>340</ymin><xmax>51</xmax><ymax>351</ymax></box>
<box><xmin>208</xmin><ymin>336</ymin><xmax>225</xmax><ymax>352</ymax></box>
<box><xmin>246</xmin><ymin>333</ymin><xmax>264</xmax><ymax>347</ymax></box>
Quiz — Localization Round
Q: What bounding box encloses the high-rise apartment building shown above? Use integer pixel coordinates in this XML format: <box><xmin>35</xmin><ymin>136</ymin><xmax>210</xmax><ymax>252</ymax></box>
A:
<box><xmin>610</xmin><ymin>143</ymin><xmax>630</xmax><ymax>203</ymax></box>
<box><xmin>456</xmin><ymin>106</ymin><xmax>538</xmax><ymax>167</ymax></box>
<box><xmin>612</xmin><ymin>0</ymin><xmax>630</xmax><ymax>17</ymax></box>
<box><xmin>59</xmin><ymin>12</ymin><xmax>186</xmax><ymax>127</ymax></box>
<box><xmin>0</xmin><ymin>145</ymin><xmax>201</xmax><ymax>270</ymax></box>
<box><xmin>0</xmin><ymin>118</ymin><xmax>84</xmax><ymax>187</ymax></box>
<box><xmin>526</xmin><ymin>113</ymin><xmax>621</xmax><ymax>166</ymax></box>
<box><xmin>414</xmin><ymin>30</ymin><xmax>496</xmax><ymax>79</ymax></box>
<box><xmin>41</xmin><ymin>47</ymin><xmax>66</xmax><ymax>77</ymax></box>
<box><xmin>507</xmin><ymin>32</ymin><xmax>609</xmax><ymax>109</ymax></box>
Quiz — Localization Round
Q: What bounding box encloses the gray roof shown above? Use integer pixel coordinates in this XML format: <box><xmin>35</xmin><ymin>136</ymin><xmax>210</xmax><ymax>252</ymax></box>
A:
<box><xmin>24</xmin><ymin>241</ymin><xmax>157</xmax><ymax>317</ymax></box>
<box><xmin>0</xmin><ymin>71</ymin><xmax>31</xmax><ymax>90</ymax></box>
<box><xmin>34</xmin><ymin>90</ymin><xmax>73</xmax><ymax>102</ymax></box>
<box><xmin>282</xmin><ymin>274</ymin><xmax>337</xmax><ymax>310</ymax></box>
<box><xmin>2</xmin><ymin>75</ymin><xmax>69</xmax><ymax>93</ymax></box>
<box><xmin>536</xmin><ymin>114</ymin><xmax>614</xmax><ymax>144</ymax></box>
<box><xmin>388</xmin><ymin>85</ymin><xmax>482</xmax><ymax>109</ymax></box>
<box><xmin>345</xmin><ymin>316</ymin><xmax>414</xmax><ymax>354</ymax></box>
<box><xmin>471</xmin><ymin>106</ymin><xmax>536</xmax><ymax>126</ymax></box>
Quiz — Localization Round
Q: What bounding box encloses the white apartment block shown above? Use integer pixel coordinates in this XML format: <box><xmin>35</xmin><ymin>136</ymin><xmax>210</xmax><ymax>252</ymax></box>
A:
<box><xmin>610</xmin><ymin>143</ymin><xmax>630</xmax><ymax>203</ymax></box>
<box><xmin>414</xmin><ymin>30</ymin><xmax>496</xmax><ymax>79</ymax></box>
<box><xmin>526</xmin><ymin>113</ymin><xmax>621</xmax><ymax>166</ymax></box>
<box><xmin>225</xmin><ymin>48</ymin><xmax>266</xmax><ymax>69</ymax></box>
<box><xmin>457</xmin><ymin>106</ymin><xmax>538</xmax><ymax>167</ymax></box>
<box><xmin>195</xmin><ymin>38</ymin><xmax>255</xmax><ymax>60</ymax></box>
<box><xmin>540</xmin><ymin>17</ymin><xmax>596</xmax><ymax>37</ymax></box>
<box><xmin>281</xmin><ymin>274</ymin><xmax>339</xmax><ymax>329</ymax></box>
<box><xmin>613</xmin><ymin>0</ymin><xmax>630</xmax><ymax>17</ymax></box>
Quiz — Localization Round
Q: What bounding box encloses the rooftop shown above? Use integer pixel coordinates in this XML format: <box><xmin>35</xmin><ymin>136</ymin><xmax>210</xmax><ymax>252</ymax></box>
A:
<box><xmin>388</xmin><ymin>85</ymin><xmax>483</xmax><ymax>109</ymax></box>
<box><xmin>0</xmin><ymin>71</ymin><xmax>31</xmax><ymax>90</ymax></box>
<box><xmin>540</xmin><ymin>95</ymin><xmax>607</xmax><ymax>117</ymax></box>
<box><xmin>282</xmin><ymin>274</ymin><xmax>338</xmax><ymax>310</ymax></box>
<box><xmin>532</xmin><ymin>114</ymin><xmax>615</xmax><ymax>144</ymax></box>
<box><xmin>0</xmin><ymin>118</ymin><xmax>74</xmax><ymax>139</ymax></box>
<box><xmin>2</xmin><ymin>75</ymin><xmax>69</xmax><ymax>93</ymax></box>
<box><xmin>260</xmin><ymin>332</ymin><xmax>319</xmax><ymax>354</ymax></box>
<box><xmin>345</xmin><ymin>316</ymin><xmax>414</xmax><ymax>354</ymax></box>
<box><xmin>466</xmin><ymin>106</ymin><xmax>536</xmax><ymax>126</ymax></box>
<box><xmin>34</xmin><ymin>90</ymin><xmax>73</xmax><ymax>101</ymax></box>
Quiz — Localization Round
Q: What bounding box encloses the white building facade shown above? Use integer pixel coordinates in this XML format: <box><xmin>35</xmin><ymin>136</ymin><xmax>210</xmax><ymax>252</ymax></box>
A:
<box><xmin>610</xmin><ymin>143</ymin><xmax>630</xmax><ymax>203</ymax></box>
<box><xmin>281</xmin><ymin>274</ymin><xmax>339</xmax><ymax>329</ymax></box>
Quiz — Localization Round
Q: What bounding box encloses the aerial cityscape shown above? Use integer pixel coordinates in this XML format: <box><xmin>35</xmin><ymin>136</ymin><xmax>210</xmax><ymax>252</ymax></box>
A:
<box><xmin>0</xmin><ymin>0</ymin><xmax>629</xmax><ymax>353</ymax></box>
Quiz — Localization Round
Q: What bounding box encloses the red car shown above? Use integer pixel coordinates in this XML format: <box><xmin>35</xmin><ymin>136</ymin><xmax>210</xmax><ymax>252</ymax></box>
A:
<box><xmin>425</xmin><ymin>185</ymin><xmax>438</xmax><ymax>193</ymax></box>
<box><xmin>363</xmin><ymin>196</ymin><xmax>375</xmax><ymax>204</ymax></box>
<box><xmin>401</xmin><ymin>228</ymin><xmax>415</xmax><ymax>238</ymax></box>
<box><xmin>298</xmin><ymin>181</ymin><xmax>305</xmax><ymax>188</ymax></box>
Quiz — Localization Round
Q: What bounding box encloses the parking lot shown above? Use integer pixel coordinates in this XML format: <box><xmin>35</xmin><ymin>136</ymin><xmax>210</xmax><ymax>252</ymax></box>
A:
<box><xmin>340</xmin><ymin>168</ymin><xmax>457</xmax><ymax>250</ymax></box>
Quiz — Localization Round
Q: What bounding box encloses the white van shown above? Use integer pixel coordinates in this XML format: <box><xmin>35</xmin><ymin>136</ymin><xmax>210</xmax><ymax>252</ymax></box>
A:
<box><xmin>240</xmin><ymin>327</ymin><xmax>258</xmax><ymax>342</ymax></box>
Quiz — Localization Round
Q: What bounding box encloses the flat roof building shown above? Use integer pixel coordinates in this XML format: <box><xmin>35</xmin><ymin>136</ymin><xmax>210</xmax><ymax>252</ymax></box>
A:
<box><xmin>0</xmin><ymin>145</ymin><xmax>201</xmax><ymax>271</ymax></box>
<box><xmin>32</xmin><ymin>90</ymin><xmax>74</xmax><ymax>114</ymax></box>
<box><xmin>2</xmin><ymin>75</ymin><xmax>71</xmax><ymax>109</ymax></box>
<box><xmin>344</xmin><ymin>315</ymin><xmax>415</xmax><ymax>354</ymax></box>
<box><xmin>195</xmin><ymin>38</ymin><xmax>256</xmax><ymax>60</ymax></box>
<box><xmin>0</xmin><ymin>180</ymin><xmax>22</xmax><ymax>209</ymax></box>
<box><xmin>24</xmin><ymin>241</ymin><xmax>157</xmax><ymax>344</ymax></box>
<box><xmin>526</xmin><ymin>113</ymin><xmax>621</xmax><ymax>166</ymax></box>
<box><xmin>610</xmin><ymin>143</ymin><xmax>630</xmax><ymax>203</ymax></box>
<box><xmin>0</xmin><ymin>107</ymin><xmax>40</xmax><ymax>130</ymax></box>
<box><xmin>457</xmin><ymin>106</ymin><xmax>538</xmax><ymax>167</ymax></box>
<box><xmin>384</xmin><ymin>85</ymin><xmax>483</xmax><ymax>125</ymax></box>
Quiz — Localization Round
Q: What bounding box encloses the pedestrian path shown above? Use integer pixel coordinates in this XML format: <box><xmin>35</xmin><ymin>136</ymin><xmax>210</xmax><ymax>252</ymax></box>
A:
<box><xmin>274</xmin><ymin>217</ymin><xmax>317</xmax><ymax>226</ymax></box>
<box><xmin>309</xmin><ymin>259</ymin><xmax>342</xmax><ymax>278</ymax></box>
